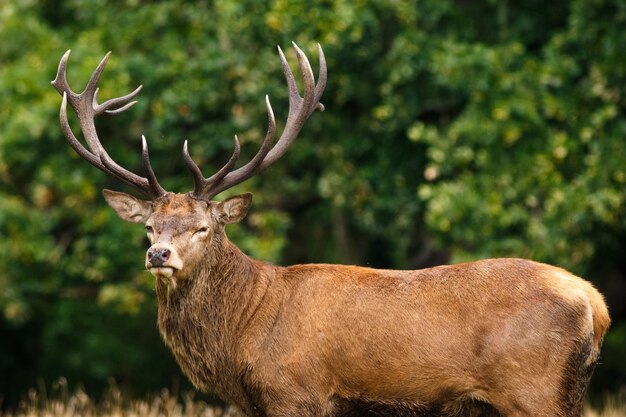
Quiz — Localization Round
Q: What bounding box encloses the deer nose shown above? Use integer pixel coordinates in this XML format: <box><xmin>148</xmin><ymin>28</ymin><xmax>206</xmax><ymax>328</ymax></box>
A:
<box><xmin>147</xmin><ymin>247</ymin><xmax>171</xmax><ymax>267</ymax></box>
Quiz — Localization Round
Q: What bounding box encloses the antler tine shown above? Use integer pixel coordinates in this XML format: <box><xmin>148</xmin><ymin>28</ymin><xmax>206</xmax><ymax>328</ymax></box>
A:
<box><xmin>52</xmin><ymin>50</ymin><xmax>166</xmax><ymax>199</ymax></box>
<box><xmin>189</xmin><ymin>43</ymin><xmax>326</xmax><ymax>200</ymax></box>
<box><xmin>96</xmin><ymin>84</ymin><xmax>143</xmax><ymax>114</ymax></box>
<box><xmin>83</xmin><ymin>52</ymin><xmax>112</xmax><ymax>102</ymax></box>
<box><xmin>142</xmin><ymin>136</ymin><xmax>167</xmax><ymax>196</ymax></box>
<box><xmin>278</xmin><ymin>46</ymin><xmax>299</xmax><ymax>116</ymax></box>
<box><xmin>51</xmin><ymin>50</ymin><xmax>77</xmax><ymax>100</ymax></box>
<box><xmin>291</xmin><ymin>42</ymin><xmax>316</xmax><ymax>118</ymax></box>
<box><xmin>205</xmin><ymin>135</ymin><xmax>242</xmax><ymax>186</ymax></box>
<box><xmin>183</xmin><ymin>136</ymin><xmax>241</xmax><ymax>197</ymax></box>
<box><xmin>314</xmin><ymin>43</ymin><xmax>327</xmax><ymax>109</ymax></box>
<box><xmin>183</xmin><ymin>140</ymin><xmax>206</xmax><ymax>193</ymax></box>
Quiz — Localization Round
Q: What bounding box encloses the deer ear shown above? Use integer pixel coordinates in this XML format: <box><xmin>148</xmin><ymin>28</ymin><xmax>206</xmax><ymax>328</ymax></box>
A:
<box><xmin>102</xmin><ymin>189</ymin><xmax>152</xmax><ymax>223</ymax></box>
<box><xmin>215</xmin><ymin>193</ymin><xmax>252</xmax><ymax>225</ymax></box>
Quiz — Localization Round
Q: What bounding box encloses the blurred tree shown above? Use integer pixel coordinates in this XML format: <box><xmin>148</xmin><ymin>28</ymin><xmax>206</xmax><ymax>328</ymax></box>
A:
<box><xmin>0</xmin><ymin>0</ymin><xmax>624</xmax><ymax>407</ymax></box>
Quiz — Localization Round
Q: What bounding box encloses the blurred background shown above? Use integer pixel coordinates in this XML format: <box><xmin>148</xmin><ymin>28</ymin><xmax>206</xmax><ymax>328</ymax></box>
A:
<box><xmin>0</xmin><ymin>0</ymin><xmax>625</xmax><ymax>410</ymax></box>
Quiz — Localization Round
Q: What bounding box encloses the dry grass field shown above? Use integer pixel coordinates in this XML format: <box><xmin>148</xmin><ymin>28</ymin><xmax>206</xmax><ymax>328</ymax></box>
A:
<box><xmin>1</xmin><ymin>379</ymin><xmax>624</xmax><ymax>417</ymax></box>
<box><xmin>0</xmin><ymin>380</ymin><xmax>235</xmax><ymax>417</ymax></box>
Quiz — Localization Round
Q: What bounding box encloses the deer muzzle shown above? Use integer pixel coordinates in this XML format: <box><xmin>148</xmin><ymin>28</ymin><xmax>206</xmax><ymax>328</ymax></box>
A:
<box><xmin>146</xmin><ymin>243</ymin><xmax>183</xmax><ymax>278</ymax></box>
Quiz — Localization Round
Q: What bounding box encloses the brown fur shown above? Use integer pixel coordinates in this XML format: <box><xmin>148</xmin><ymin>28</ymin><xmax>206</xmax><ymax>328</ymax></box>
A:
<box><xmin>104</xmin><ymin>192</ymin><xmax>610</xmax><ymax>417</ymax></box>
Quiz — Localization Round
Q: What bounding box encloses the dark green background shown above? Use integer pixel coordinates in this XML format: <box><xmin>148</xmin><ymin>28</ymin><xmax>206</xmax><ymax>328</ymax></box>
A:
<box><xmin>1</xmin><ymin>0</ymin><xmax>625</xmax><ymax>408</ymax></box>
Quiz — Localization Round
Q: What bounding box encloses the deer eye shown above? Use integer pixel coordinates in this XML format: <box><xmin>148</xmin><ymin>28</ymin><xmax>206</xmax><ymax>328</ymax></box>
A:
<box><xmin>194</xmin><ymin>226</ymin><xmax>209</xmax><ymax>235</ymax></box>
<box><xmin>145</xmin><ymin>225</ymin><xmax>154</xmax><ymax>233</ymax></box>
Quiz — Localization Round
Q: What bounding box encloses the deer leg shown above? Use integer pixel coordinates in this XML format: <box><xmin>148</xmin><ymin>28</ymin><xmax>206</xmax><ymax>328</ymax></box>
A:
<box><xmin>559</xmin><ymin>336</ymin><xmax>597</xmax><ymax>417</ymax></box>
<box><xmin>495</xmin><ymin>337</ymin><xmax>597</xmax><ymax>417</ymax></box>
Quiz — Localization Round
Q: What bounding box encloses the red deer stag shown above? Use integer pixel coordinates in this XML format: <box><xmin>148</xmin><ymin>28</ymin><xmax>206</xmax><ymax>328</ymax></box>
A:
<box><xmin>52</xmin><ymin>44</ymin><xmax>610</xmax><ymax>417</ymax></box>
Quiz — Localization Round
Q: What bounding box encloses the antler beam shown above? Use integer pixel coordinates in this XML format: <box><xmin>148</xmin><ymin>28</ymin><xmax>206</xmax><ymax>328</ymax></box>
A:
<box><xmin>51</xmin><ymin>50</ymin><xmax>166</xmax><ymax>199</ymax></box>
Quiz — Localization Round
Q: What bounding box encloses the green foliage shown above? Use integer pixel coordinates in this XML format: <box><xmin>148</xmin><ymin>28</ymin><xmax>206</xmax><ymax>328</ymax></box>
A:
<box><xmin>418</xmin><ymin>24</ymin><xmax>626</xmax><ymax>272</ymax></box>
<box><xmin>1</xmin><ymin>0</ymin><xmax>625</xmax><ymax>406</ymax></box>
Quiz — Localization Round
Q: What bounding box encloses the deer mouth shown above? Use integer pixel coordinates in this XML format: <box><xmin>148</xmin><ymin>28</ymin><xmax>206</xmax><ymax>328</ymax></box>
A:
<box><xmin>149</xmin><ymin>266</ymin><xmax>178</xmax><ymax>278</ymax></box>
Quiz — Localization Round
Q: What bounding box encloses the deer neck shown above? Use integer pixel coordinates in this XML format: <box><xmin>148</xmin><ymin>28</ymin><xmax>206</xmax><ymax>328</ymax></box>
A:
<box><xmin>154</xmin><ymin>236</ymin><xmax>278</xmax><ymax>398</ymax></box>
<box><xmin>155</xmin><ymin>236</ymin><xmax>263</xmax><ymax>338</ymax></box>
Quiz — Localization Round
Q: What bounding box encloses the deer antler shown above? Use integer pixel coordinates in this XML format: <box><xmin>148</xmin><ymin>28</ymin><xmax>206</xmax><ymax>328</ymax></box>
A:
<box><xmin>51</xmin><ymin>50</ymin><xmax>166</xmax><ymax>199</ymax></box>
<box><xmin>53</xmin><ymin>43</ymin><xmax>326</xmax><ymax>201</ymax></box>
<box><xmin>184</xmin><ymin>42</ymin><xmax>327</xmax><ymax>200</ymax></box>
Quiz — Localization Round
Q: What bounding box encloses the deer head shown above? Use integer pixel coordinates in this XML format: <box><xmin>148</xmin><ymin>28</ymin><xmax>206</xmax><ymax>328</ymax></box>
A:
<box><xmin>52</xmin><ymin>44</ymin><xmax>326</xmax><ymax>281</ymax></box>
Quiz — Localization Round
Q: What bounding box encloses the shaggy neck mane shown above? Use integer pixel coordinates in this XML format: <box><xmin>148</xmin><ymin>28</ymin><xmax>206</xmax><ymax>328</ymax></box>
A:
<box><xmin>154</xmin><ymin>234</ymin><xmax>273</xmax><ymax>402</ymax></box>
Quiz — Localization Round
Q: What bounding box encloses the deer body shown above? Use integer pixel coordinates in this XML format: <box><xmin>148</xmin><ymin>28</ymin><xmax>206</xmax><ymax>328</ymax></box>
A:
<box><xmin>148</xmin><ymin>210</ymin><xmax>608</xmax><ymax>417</ymax></box>
<box><xmin>52</xmin><ymin>45</ymin><xmax>610</xmax><ymax>417</ymax></box>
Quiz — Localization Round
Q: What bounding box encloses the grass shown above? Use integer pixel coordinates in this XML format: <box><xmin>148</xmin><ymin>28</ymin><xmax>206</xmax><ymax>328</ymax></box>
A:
<box><xmin>0</xmin><ymin>378</ymin><xmax>240</xmax><ymax>417</ymax></box>
<box><xmin>585</xmin><ymin>393</ymin><xmax>626</xmax><ymax>417</ymax></box>
<box><xmin>1</xmin><ymin>379</ymin><xmax>624</xmax><ymax>417</ymax></box>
